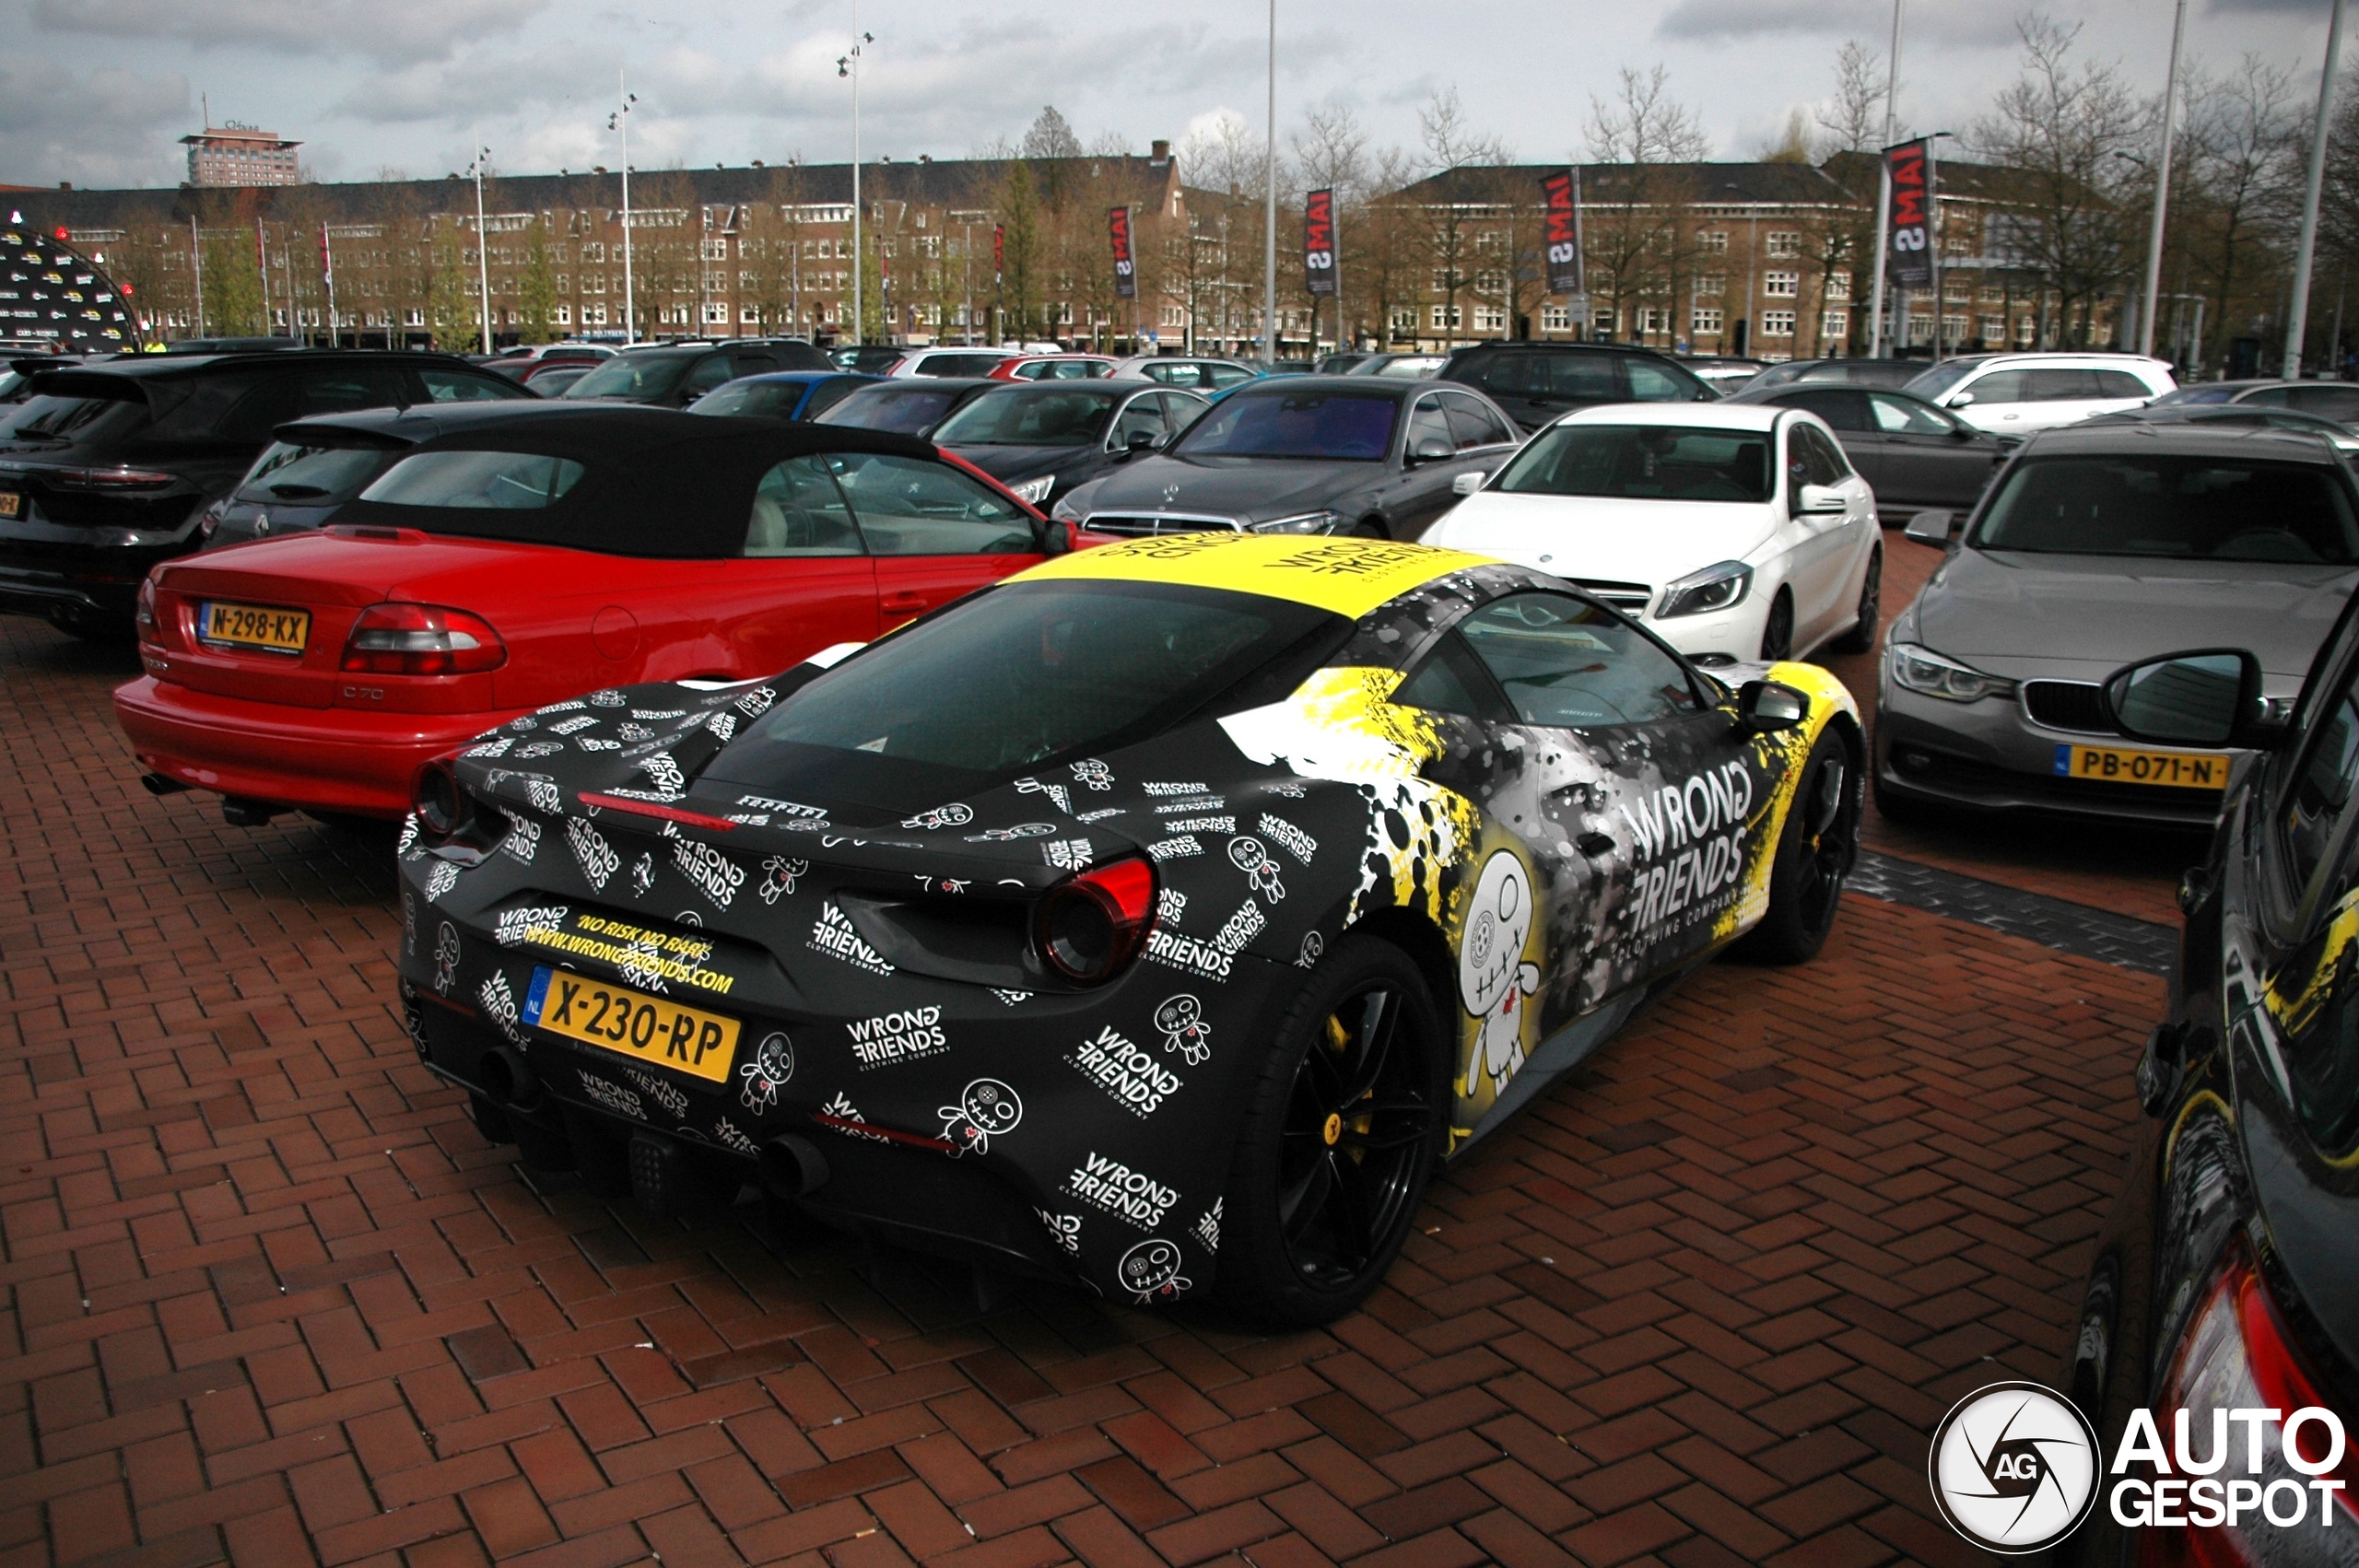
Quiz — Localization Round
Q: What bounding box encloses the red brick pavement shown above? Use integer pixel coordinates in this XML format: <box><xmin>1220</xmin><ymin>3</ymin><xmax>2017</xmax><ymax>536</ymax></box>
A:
<box><xmin>1</xmin><ymin>615</ymin><xmax>2161</xmax><ymax>1567</ymax></box>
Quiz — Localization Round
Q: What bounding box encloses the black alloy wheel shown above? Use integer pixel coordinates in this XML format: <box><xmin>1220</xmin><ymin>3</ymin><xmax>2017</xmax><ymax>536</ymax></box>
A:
<box><xmin>1758</xmin><ymin>591</ymin><xmax>1795</xmax><ymax>662</ymax></box>
<box><xmin>1830</xmin><ymin>547</ymin><xmax>1883</xmax><ymax>654</ymax></box>
<box><xmin>1736</xmin><ymin>725</ymin><xmax>1862</xmax><ymax>965</ymax></box>
<box><xmin>1216</xmin><ymin>935</ymin><xmax>1443</xmax><ymax>1324</ymax></box>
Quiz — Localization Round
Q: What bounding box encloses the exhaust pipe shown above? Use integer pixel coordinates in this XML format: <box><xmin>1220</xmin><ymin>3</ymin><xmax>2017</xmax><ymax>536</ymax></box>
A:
<box><xmin>477</xmin><ymin>1047</ymin><xmax>540</xmax><ymax>1110</ymax></box>
<box><xmin>760</xmin><ymin>1135</ymin><xmax>830</xmax><ymax>1199</ymax></box>
<box><xmin>140</xmin><ymin>772</ymin><xmax>191</xmax><ymax>796</ymax></box>
<box><xmin>221</xmin><ymin>796</ymin><xmax>286</xmax><ymax>827</ymax></box>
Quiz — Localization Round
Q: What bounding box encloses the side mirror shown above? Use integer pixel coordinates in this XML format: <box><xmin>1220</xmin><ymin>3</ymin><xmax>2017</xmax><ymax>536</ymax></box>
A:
<box><xmin>1735</xmin><ymin>679</ymin><xmax>1810</xmax><ymax>732</ymax></box>
<box><xmin>1409</xmin><ymin>434</ymin><xmax>1453</xmax><ymax>463</ymax></box>
<box><xmin>2101</xmin><ymin>649</ymin><xmax>2284</xmax><ymax>750</ymax></box>
<box><xmin>1124</xmin><ymin>429</ymin><xmax>1158</xmax><ymax>453</ymax></box>
<box><xmin>1041</xmin><ymin>519</ymin><xmax>1075</xmax><ymax>556</ymax></box>
<box><xmin>1796</xmin><ymin>484</ymin><xmax>1847</xmax><ymax>515</ymax></box>
<box><xmin>1948</xmin><ymin>392</ymin><xmax>1976</xmax><ymax>408</ymax></box>
<box><xmin>1450</xmin><ymin>470</ymin><xmax>1488</xmax><ymax>497</ymax></box>
<box><xmin>1904</xmin><ymin>509</ymin><xmax>1957</xmax><ymax>545</ymax></box>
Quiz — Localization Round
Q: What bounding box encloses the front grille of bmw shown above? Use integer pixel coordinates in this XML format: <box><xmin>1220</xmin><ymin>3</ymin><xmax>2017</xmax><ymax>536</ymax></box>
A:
<box><xmin>2021</xmin><ymin>680</ymin><xmax>2115</xmax><ymax>735</ymax></box>
<box><xmin>1080</xmin><ymin>512</ymin><xmax>1243</xmax><ymax>536</ymax></box>
<box><xmin>1572</xmin><ymin>579</ymin><xmax>1654</xmax><ymax>616</ymax></box>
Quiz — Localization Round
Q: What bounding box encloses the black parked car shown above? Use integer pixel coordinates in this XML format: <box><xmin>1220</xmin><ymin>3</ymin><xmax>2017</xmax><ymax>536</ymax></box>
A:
<box><xmin>1438</xmin><ymin>341</ymin><xmax>1715</xmax><ymax>434</ymax></box>
<box><xmin>813</xmin><ymin>377</ymin><xmax>1001</xmax><ymax>439</ymax></box>
<box><xmin>0</xmin><ymin>350</ymin><xmax>530</xmax><ymax>635</ymax></box>
<box><xmin>1743</xmin><ymin>357</ymin><xmax>1926</xmax><ymax>392</ymax></box>
<box><xmin>932</xmin><ymin>380</ymin><xmax>1209</xmax><ymax>510</ymax></box>
<box><xmin>2058</xmin><ymin>614</ymin><xmax>2359</xmax><ymax>1562</ymax></box>
<box><xmin>1049</xmin><ymin>375</ymin><xmax>1519</xmax><ymax>540</ymax></box>
<box><xmin>1723</xmin><ymin>381</ymin><xmax>2011</xmax><ymax>522</ymax></box>
<box><xmin>562</xmin><ymin>340</ymin><xmax>830</xmax><ymax>408</ymax></box>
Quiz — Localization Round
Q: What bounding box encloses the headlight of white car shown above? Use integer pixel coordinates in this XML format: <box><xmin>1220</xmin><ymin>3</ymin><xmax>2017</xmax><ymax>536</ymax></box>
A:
<box><xmin>1006</xmin><ymin>476</ymin><xmax>1055</xmax><ymax>507</ymax></box>
<box><xmin>1656</xmin><ymin>560</ymin><xmax>1753</xmax><ymax>618</ymax></box>
<box><xmin>1248</xmin><ymin>510</ymin><xmax>1344</xmax><ymax>535</ymax></box>
<box><xmin>1888</xmin><ymin>642</ymin><xmax>2019</xmax><ymax>703</ymax></box>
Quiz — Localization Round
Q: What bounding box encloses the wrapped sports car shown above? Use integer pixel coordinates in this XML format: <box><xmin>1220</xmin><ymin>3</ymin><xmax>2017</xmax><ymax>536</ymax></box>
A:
<box><xmin>396</xmin><ymin>534</ymin><xmax>1863</xmax><ymax>1323</ymax></box>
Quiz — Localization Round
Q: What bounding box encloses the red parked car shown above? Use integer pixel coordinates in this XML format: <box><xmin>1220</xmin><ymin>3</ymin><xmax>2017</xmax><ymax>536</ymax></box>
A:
<box><xmin>117</xmin><ymin>405</ymin><xmax>1070</xmax><ymax>824</ymax></box>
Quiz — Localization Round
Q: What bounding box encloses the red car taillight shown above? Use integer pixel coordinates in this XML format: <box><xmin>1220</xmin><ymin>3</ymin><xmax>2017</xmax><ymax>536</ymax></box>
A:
<box><xmin>135</xmin><ymin>577</ymin><xmax>159</xmax><ymax>645</ymax></box>
<box><xmin>50</xmin><ymin>466</ymin><xmax>179</xmax><ymax>491</ymax></box>
<box><xmin>2138</xmin><ymin>1245</ymin><xmax>2355</xmax><ymax>1565</ymax></box>
<box><xmin>1034</xmin><ymin>856</ymin><xmax>1155</xmax><ymax>984</ymax></box>
<box><xmin>341</xmin><ymin>603</ymin><xmax>506</xmax><ymax>675</ymax></box>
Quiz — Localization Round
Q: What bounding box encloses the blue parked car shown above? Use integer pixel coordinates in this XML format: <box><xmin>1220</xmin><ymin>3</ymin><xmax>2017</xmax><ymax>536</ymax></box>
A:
<box><xmin>688</xmin><ymin>370</ymin><xmax>881</xmax><ymax>422</ymax></box>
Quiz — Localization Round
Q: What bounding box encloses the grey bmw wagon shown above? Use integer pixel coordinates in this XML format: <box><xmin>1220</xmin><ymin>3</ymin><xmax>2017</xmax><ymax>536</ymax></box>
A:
<box><xmin>1875</xmin><ymin>423</ymin><xmax>2359</xmax><ymax>827</ymax></box>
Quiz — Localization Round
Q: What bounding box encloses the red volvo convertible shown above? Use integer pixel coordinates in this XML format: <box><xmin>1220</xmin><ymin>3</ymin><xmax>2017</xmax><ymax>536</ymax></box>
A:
<box><xmin>117</xmin><ymin>404</ymin><xmax>1070</xmax><ymax>823</ymax></box>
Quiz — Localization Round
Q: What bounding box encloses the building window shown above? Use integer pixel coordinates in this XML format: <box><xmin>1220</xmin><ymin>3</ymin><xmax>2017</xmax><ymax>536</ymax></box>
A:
<box><xmin>702</xmin><ymin>302</ymin><xmax>729</xmax><ymax>324</ymax></box>
<box><xmin>581</xmin><ymin>242</ymin><xmax>604</xmax><ymax>263</ymax></box>
<box><xmin>1942</xmin><ymin>312</ymin><xmax>1969</xmax><ymax>344</ymax></box>
<box><xmin>1764</xmin><ymin>271</ymin><xmax>1799</xmax><ymax>298</ymax></box>
<box><xmin>1694</xmin><ymin>275</ymin><xmax>1725</xmax><ymax>298</ymax></box>
<box><xmin>1696</xmin><ymin>229</ymin><xmax>1728</xmax><ymax>253</ymax></box>
<box><xmin>1591</xmin><ymin>307</ymin><xmax>1618</xmax><ymax>333</ymax></box>
<box><xmin>1943</xmin><ymin>282</ymin><xmax>1971</xmax><ymax>304</ymax></box>
<box><xmin>1473</xmin><ymin>305</ymin><xmax>1507</xmax><ymax>331</ymax></box>
<box><xmin>404</xmin><ymin>308</ymin><xmax>425</xmax><ymax>327</ymax></box>
<box><xmin>1765</xmin><ymin>230</ymin><xmax>1802</xmax><ymax>258</ymax></box>
<box><xmin>1820</xmin><ymin>309</ymin><xmax>1848</xmax><ymax>339</ymax></box>
<box><xmin>582</xmin><ymin>302</ymin><xmax>606</xmax><ymax>326</ymax></box>
<box><xmin>1761</xmin><ymin>310</ymin><xmax>1796</xmax><ymax>337</ymax></box>
<box><xmin>1978</xmin><ymin>315</ymin><xmax>2005</xmax><ymax>343</ymax></box>
<box><xmin>741</xmin><ymin>304</ymin><xmax>761</xmax><ymax>323</ymax></box>
<box><xmin>700</xmin><ymin>239</ymin><xmax>728</xmax><ymax>261</ymax></box>
<box><xmin>1390</xmin><ymin>307</ymin><xmax>1416</xmax><ymax>333</ymax></box>
<box><xmin>1473</xmin><ymin>269</ymin><xmax>1507</xmax><ymax>295</ymax></box>
<box><xmin>1541</xmin><ymin>305</ymin><xmax>1572</xmax><ymax>331</ymax></box>
<box><xmin>1429</xmin><ymin>304</ymin><xmax>1462</xmax><ymax>329</ymax></box>
<box><xmin>1978</xmin><ymin>285</ymin><xmax>2005</xmax><ymax>304</ymax></box>
<box><xmin>1826</xmin><ymin>270</ymin><xmax>1851</xmax><ymax>301</ymax></box>
<box><xmin>1691</xmin><ymin>308</ymin><xmax>1723</xmax><ymax>334</ymax></box>
<box><xmin>2016</xmin><ymin>315</ymin><xmax>2037</xmax><ymax>344</ymax></box>
<box><xmin>1160</xmin><ymin>305</ymin><xmax>1185</xmax><ymax>328</ymax></box>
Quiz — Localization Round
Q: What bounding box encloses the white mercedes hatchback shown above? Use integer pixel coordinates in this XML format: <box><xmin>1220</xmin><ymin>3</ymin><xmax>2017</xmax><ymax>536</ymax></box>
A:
<box><xmin>1420</xmin><ymin>403</ymin><xmax>1884</xmax><ymax>666</ymax></box>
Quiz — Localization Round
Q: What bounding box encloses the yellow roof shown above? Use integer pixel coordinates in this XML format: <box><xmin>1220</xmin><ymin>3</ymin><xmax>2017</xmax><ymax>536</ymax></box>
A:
<box><xmin>1015</xmin><ymin>532</ymin><xmax>1494</xmax><ymax>620</ymax></box>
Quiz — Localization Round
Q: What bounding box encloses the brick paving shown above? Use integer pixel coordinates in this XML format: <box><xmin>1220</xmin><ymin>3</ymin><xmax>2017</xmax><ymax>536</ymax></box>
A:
<box><xmin>1</xmin><ymin>612</ymin><xmax>2165</xmax><ymax>1568</ymax></box>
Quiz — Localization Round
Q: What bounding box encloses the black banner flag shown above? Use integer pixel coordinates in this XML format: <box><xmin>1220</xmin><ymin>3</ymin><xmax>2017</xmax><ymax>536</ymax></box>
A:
<box><xmin>1304</xmin><ymin>188</ymin><xmax>1336</xmax><ymax>298</ymax></box>
<box><xmin>1885</xmin><ymin>140</ymin><xmax>1933</xmax><ymax>288</ymax></box>
<box><xmin>1109</xmin><ymin>206</ymin><xmax>1136</xmax><ymax>299</ymax></box>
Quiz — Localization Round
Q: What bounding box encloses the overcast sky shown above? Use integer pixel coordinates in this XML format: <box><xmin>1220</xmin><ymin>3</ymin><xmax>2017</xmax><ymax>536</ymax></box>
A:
<box><xmin>0</xmin><ymin>0</ymin><xmax>2343</xmax><ymax>192</ymax></box>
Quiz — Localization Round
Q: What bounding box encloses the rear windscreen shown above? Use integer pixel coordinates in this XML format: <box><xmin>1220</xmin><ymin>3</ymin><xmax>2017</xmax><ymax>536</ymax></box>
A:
<box><xmin>237</xmin><ymin>440</ymin><xmax>393</xmax><ymax>503</ymax></box>
<box><xmin>360</xmin><ymin>451</ymin><xmax>585</xmax><ymax>509</ymax></box>
<box><xmin>714</xmin><ymin>580</ymin><xmax>1345</xmax><ymax>796</ymax></box>
<box><xmin>0</xmin><ymin>391</ymin><xmax>139</xmax><ymax>442</ymax></box>
<box><xmin>1976</xmin><ymin>455</ymin><xmax>2359</xmax><ymax>563</ymax></box>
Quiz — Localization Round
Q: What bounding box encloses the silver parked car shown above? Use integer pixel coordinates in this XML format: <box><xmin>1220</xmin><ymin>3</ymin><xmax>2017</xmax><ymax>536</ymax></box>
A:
<box><xmin>1877</xmin><ymin>423</ymin><xmax>2359</xmax><ymax>827</ymax></box>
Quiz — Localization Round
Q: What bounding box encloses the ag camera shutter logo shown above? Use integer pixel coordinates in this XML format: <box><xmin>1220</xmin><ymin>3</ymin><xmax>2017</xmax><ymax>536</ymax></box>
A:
<box><xmin>1928</xmin><ymin>1382</ymin><xmax>2100</xmax><ymax>1553</ymax></box>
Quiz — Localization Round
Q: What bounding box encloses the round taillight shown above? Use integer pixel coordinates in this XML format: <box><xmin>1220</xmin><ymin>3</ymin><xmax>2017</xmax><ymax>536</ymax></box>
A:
<box><xmin>414</xmin><ymin>759</ymin><xmax>464</xmax><ymax>839</ymax></box>
<box><xmin>1034</xmin><ymin>857</ymin><xmax>1156</xmax><ymax>984</ymax></box>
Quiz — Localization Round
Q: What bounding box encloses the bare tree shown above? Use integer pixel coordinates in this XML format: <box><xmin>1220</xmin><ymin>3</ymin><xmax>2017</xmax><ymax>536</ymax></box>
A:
<box><xmin>1972</xmin><ymin>16</ymin><xmax>2152</xmax><ymax>348</ymax></box>
<box><xmin>1293</xmin><ymin>101</ymin><xmax>1371</xmax><ymax>348</ymax></box>
<box><xmin>2186</xmin><ymin>55</ymin><xmax>2298</xmax><ymax>368</ymax></box>
<box><xmin>1022</xmin><ymin>107</ymin><xmax>1084</xmax><ymax>161</ymax></box>
<box><xmin>1416</xmin><ymin>87</ymin><xmax>1509</xmax><ymax>345</ymax></box>
<box><xmin>1816</xmin><ymin>40</ymin><xmax>1889</xmax><ymax>158</ymax></box>
<box><xmin>1587</xmin><ymin>65</ymin><xmax>1711</xmax><ymax>165</ymax></box>
<box><xmin>1584</xmin><ymin>66</ymin><xmax>1708</xmax><ymax>345</ymax></box>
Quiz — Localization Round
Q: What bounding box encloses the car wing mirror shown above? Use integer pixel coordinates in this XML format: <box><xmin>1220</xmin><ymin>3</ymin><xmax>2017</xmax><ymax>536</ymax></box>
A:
<box><xmin>1734</xmin><ymin>678</ymin><xmax>1810</xmax><ymax>732</ymax></box>
<box><xmin>1796</xmin><ymin>483</ymin><xmax>1847</xmax><ymax>514</ymax></box>
<box><xmin>1409</xmin><ymin>434</ymin><xmax>1454</xmax><ymax>463</ymax></box>
<box><xmin>1903</xmin><ymin>509</ymin><xmax>1956</xmax><ymax>545</ymax></box>
<box><xmin>2101</xmin><ymin>649</ymin><xmax>2284</xmax><ymax>751</ymax></box>
<box><xmin>1124</xmin><ymin>429</ymin><xmax>1157</xmax><ymax>454</ymax></box>
<box><xmin>1948</xmin><ymin>391</ymin><xmax>1975</xmax><ymax>408</ymax></box>
<box><xmin>1450</xmin><ymin>470</ymin><xmax>1488</xmax><ymax>497</ymax></box>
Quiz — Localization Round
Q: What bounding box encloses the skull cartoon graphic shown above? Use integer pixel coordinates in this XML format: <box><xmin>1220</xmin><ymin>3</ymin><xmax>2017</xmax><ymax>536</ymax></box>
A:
<box><xmin>1153</xmin><ymin>995</ymin><xmax>1214</xmax><ymax>1065</ymax></box>
<box><xmin>433</xmin><ymin>920</ymin><xmax>462</xmax><ymax>995</ymax></box>
<box><xmin>736</xmin><ymin>1032</ymin><xmax>794</xmax><ymax>1112</ymax></box>
<box><xmin>1118</xmin><ymin>1238</ymin><xmax>1191</xmax><ymax>1304</ymax></box>
<box><xmin>937</xmin><ymin>1078</ymin><xmax>1022</xmax><ymax>1157</ymax></box>
<box><xmin>1227</xmin><ymin>836</ymin><xmax>1285</xmax><ymax>903</ymax></box>
<box><xmin>1458</xmin><ymin>849</ymin><xmax>1541</xmax><ymax>1099</ymax></box>
<box><xmin>758</xmin><ymin>856</ymin><xmax>807</xmax><ymax>905</ymax></box>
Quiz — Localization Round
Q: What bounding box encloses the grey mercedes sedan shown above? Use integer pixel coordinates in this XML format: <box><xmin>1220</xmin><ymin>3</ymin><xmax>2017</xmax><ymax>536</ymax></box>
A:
<box><xmin>1876</xmin><ymin>423</ymin><xmax>2359</xmax><ymax>827</ymax></box>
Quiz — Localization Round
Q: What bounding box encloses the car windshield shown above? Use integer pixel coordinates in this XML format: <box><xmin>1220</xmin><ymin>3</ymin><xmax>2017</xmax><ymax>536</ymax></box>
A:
<box><xmin>1491</xmin><ymin>423</ymin><xmax>1774</xmax><ymax>503</ymax></box>
<box><xmin>816</xmin><ymin>385</ymin><xmax>959</xmax><ymax>434</ymax></box>
<box><xmin>2150</xmin><ymin>386</ymin><xmax>2244</xmax><ymax>405</ymax></box>
<box><xmin>913</xmin><ymin>352</ymin><xmax>1014</xmax><ymax>377</ymax></box>
<box><xmin>690</xmin><ymin>380</ymin><xmax>805</xmax><ymax>418</ymax></box>
<box><xmin>1976</xmin><ymin>454</ymin><xmax>2359</xmax><ymax>563</ymax></box>
<box><xmin>1904</xmin><ymin>360</ymin><xmax>1980</xmax><ymax>402</ymax></box>
<box><xmin>724</xmin><ymin>580</ymin><xmax>1344</xmax><ymax>792</ymax></box>
<box><xmin>561</xmin><ymin>353</ymin><xmax>692</xmax><ymax>401</ymax></box>
<box><xmin>1171</xmin><ymin>389</ymin><xmax>1399</xmax><ymax>460</ymax></box>
<box><xmin>235</xmin><ymin>440</ymin><xmax>390</xmax><ymax>502</ymax></box>
<box><xmin>360</xmin><ymin>450</ymin><xmax>587</xmax><ymax>509</ymax></box>
<box><xmin>933</xmin><ymin>388</ymin><xmax>1121</xmax><ymax>447</ymax></box>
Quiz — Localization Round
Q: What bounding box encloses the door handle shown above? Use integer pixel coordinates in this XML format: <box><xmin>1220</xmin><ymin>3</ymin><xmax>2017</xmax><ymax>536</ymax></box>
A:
<box><xmin>881</xmin><ymin>591</ymin><xmax>928</xmax><ymax>613</ymax></box>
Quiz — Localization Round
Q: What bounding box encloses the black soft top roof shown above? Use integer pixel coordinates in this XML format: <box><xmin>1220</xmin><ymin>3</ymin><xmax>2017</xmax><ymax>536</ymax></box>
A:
<box><xmin>329</xmin><ymin>407</ymin><xmax>942</xmax><ymax>558</ymax></box>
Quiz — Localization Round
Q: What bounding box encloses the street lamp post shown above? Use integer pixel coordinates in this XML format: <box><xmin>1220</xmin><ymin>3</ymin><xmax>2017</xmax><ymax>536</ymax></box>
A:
<box><xmin>2138</xmin><ymin>0</ymin><xmax>2189</xmax><ymax>359</ymax></box>
<box><xmin>468</xmin><ymin>130</ymin><xmax>493</xmax><ymax>354</ymax></box>
<box><xmin>1867</xmin><ymin>0</ymin><xmax>1905</xmax><ymax>357</ymax></box>
<box><xmin>607</xmin><ymin>77</ymin><xmax>638</xmax><ymax>342</ymax></box>
<box><xmin>2287</xmin><ymin>0</ymin><xmax>2348</xmax><ymax>376</ymax></box>
<box><xmin>1262</xmin><ymin>0</ymin><xmax>1277</xmax><ymax>368</ymax></box>
<box><xmin>839</xmin><ymin>17</ymin><xmax>874</xmax><ymax>348</ymax></box>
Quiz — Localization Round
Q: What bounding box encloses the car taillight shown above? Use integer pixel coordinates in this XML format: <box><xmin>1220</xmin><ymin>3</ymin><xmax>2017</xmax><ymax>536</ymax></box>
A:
<box><xmin>135</xmin><ymin>577</ymin><xmax>159</xmax><ymax>644</ymax></box>
<box><xmin>50</xmin><ymin>466</ymin><xmax>179</xmax><ymax>491</ymax></box>
<box><xmin>1034</xmin><ymin>856</ymin><xmax>1156</xmax><ymax>984</ymax></box>
<box><xmin>2139</xmin><ymin>1245</ymin><xmax>2356</xmax><ymax>1565</ymax></box>
<box><xmin>341</xmin><ymin>603</ymin><xmax>506</xmax><ymax>675</ymax></box>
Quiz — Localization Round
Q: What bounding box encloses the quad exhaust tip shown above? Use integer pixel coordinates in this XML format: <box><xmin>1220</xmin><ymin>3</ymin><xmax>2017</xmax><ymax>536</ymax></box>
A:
<box><xmin>477</xmin><ymin>1047</ymin><xmax>540</xmax><ymax>1110</ymax></box>
<box><xmin>761</xmin><ymin>1135</ymin><xmax>830</xmax><ymax>1199</ymax></box>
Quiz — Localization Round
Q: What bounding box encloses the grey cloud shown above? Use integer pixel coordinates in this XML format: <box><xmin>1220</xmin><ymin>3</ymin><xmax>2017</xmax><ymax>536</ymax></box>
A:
<box><xmin>1657</xmin><ymin>0</ymin><xmax>2017</xmax><ymax>45</ymax></box>
<box><xmin>0</xmin><ymin>55</ymin><xmax>189</xmax><ymax>187</ymax></box>
<box><xmin>29</xmin><ymin>0</ymin><xmax>550</xmax><ymax>66</ymax></box>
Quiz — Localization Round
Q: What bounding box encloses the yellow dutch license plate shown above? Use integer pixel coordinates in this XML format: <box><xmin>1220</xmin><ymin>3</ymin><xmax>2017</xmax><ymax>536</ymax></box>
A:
<box><xmin>199</xmin><ymin>599</ymin><xmax>310</xmax><ymax>654</ymax></box>
<box><xmin>0</xmin><ymin>491</ymin><xmax>20</xmax><ymax>519</ymax></box>
<box><xmin>522</xmin><ymin>966</ymin><xmax>741</xmax><ymax>1083</ymax></box>
<box><xmin>2052</xmin><ymin>743</ymin><xmax>2226</xmax><ymax>791</ymax></box>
